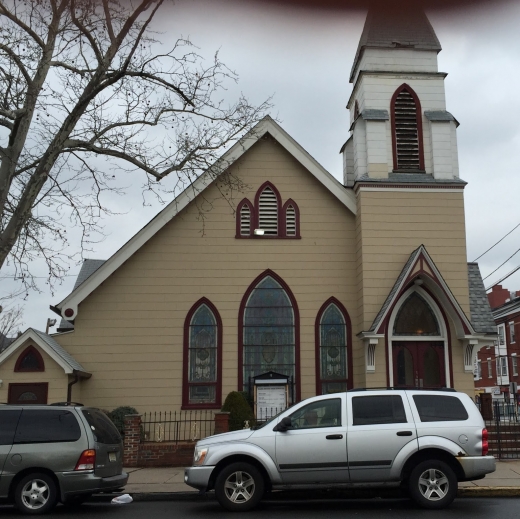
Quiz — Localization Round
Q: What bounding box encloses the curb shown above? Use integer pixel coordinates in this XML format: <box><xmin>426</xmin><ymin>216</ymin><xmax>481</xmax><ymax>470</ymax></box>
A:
<box><xmin>91</xmin><ymin>486</ymin><xmax>520</xmax><ymax>502</ymax></box>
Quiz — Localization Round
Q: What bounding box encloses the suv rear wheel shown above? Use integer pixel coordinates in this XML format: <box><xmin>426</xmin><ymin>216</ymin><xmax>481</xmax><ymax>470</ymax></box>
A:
<box><xmin>215</xmin><ymin>462</ymin><xmax>265</xmax><ymax>512</ymax></box>
<box><xmin>409</xmin><ymin>460</ymin><xmax>457</xmax><ymax>510</ymax></box>
<box><xmin>14</xmin><ymin>473</ymin><xmax>57</xmax><ymax>515</ymax></box>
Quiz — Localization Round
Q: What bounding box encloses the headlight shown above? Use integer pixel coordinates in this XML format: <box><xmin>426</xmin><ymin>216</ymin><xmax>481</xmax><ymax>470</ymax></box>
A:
<box><xmin>193</xmin><ymin>446</ymin><xmax>208</xmax><ymax>466</ymax></box>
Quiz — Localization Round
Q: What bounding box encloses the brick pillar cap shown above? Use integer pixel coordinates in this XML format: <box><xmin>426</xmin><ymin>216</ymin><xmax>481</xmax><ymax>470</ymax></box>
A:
<box><xmin>215</xmin><ymin>411</ymin><xmax>230</xmax><ymax>415</ymax></box>
<box><xmin>124</xmin><ymin>414</ymin><xmax>142</xmax><ymax>417</ymax></box>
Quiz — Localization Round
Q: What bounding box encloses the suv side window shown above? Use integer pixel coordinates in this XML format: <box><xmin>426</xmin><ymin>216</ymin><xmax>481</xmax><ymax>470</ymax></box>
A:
<box><xmin>14</xmin><ymin>410</ymin><xmax>82</xmax><ymax>444</ymax></box>
<box><xmin>0</xmin><ymin>410</ymin><xmax>22</xmax><ymax>445</ymax></box>
<box><xmin>413</xmin><ymin>395</ymin><xmax>469</xmax><ymax>422</ymax></box>
<box><xmin>352</xmin><ymin>395</ymin><xmax>407</xmax><ymax>425</ymax></box>
<box><xmin>290</xmin><ymin>399</ymin><xmax>342</xmax><ymax>429</ymax></box>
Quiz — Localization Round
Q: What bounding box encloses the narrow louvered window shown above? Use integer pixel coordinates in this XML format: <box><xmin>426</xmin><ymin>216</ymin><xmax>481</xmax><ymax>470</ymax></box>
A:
<box><xmin>240</xmin><ymin>204</ymin><xmax>251</xmax><ymax>236</ymax></box>
<box><xmin>286</xmin><ymin>205</ymin><xmax>296</xmax><ymax>236</ymax></box>
<box><xmin>392</xmin><ymin>85</ymin><xmax>423</xmax><ymax>171</ymax></box>
<box><xmin>258</xmin><ymin>186</ymin><xmax>278</xmax><ymax>235</ymax></box>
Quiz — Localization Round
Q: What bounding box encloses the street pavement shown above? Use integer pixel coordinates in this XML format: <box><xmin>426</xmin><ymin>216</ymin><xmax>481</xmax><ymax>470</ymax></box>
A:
<box><xmin>122</xmin><ymin>460</ymin><xmax>520</xmax><ymax>499</ymax></box>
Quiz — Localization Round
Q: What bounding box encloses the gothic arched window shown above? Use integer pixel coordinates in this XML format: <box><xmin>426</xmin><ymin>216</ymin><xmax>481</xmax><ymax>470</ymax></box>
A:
<box><xmin>391</xmin><ymin>84</ymin><xmax>425</xmax><ymax>171</ymax></box>
<box><xmin>257</xmin><ymin>183</ymin><xmax>280</xmax><ymax>236</ymax></box>
<box><xmin>393</xmin><ymin>292</ymin><xmax>440</xmax><ymax>336</ymax></box>
<box><xmin>240</xmin><ymin>273</ymin><xmax>299</xmax><ymax>400</ymax></box>
<box><xmin>316</xmin><ymin>299</ymin><xmax>351</xmax><ymax>394</ymax></box>
<box><xmin>14</xmin><ymin>346</ymin><xmax>45</xmax><ymax>372</ymax></box>
<box><xmin>183</xmin><ymin>299</ymin><xmax>222</xmax><ymax>409</ymax></box>
<box><xmin>236</xmin><ymin>199</ymin><xmax>253</xmax><ymax>238</ymax></box>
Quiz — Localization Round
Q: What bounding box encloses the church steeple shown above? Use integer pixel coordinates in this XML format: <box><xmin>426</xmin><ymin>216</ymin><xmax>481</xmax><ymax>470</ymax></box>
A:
<box><xmin>350</xmin><ymin>6</ymin><xmax>442</xmax><ymax>83</ymax></box>
<box><xmin>342</xmin><ymin>6</ymin><xmax>460</xmax><ymax>185</ymax></box>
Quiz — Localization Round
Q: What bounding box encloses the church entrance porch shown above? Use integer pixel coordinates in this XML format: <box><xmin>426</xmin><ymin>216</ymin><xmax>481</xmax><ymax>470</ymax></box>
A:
<box><xmin>393</xmin><ymin>341</ymin><xmax>446</xmax><ymax>389</ymax></box>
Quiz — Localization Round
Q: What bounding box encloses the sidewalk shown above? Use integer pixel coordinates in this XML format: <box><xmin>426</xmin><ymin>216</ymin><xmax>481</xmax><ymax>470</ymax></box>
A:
<box><xmin>122</xmin><ymin>460</ymin><xmax>520</xmax><ymax>499</ymax></box>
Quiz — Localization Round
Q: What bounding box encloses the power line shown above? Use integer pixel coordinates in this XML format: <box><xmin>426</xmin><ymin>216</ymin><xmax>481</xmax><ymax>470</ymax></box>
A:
<box><xmin>473</xmin><ymin>221</ymin><xmax>520</xmax><ymax>262</ymax></box>
<box><xmin>482</xmin><ymin>247</ymin><xmax>520</xmax><ymax>281</ymax></box>
<box><xmin>486</xmin><ymin>263</ymin><xmax>520</xmax><ymax>291</ymax></box>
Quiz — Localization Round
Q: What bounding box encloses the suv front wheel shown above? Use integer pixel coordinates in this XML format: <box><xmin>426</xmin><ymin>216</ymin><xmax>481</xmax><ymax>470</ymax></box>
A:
<box><xmin>409</xmin><ymin>460</ymin><xmax>457</xmax><ymax>510</ymax></box>
<box><xmin>215</xmin><ymin>462</ymin><xmax>265</xmax><ymax>511</ymax></box>
<box><xmin>14</xmin><ymin>473</ymin><xmax>58</xmax><ymax>515</ymax></box>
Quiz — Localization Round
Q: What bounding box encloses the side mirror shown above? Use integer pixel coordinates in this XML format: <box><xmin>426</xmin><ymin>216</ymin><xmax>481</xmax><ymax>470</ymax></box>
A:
<box><xmin>273</xmin><ymin>416</ymin><xmax>292</xmax><ymax>432</ymax></box>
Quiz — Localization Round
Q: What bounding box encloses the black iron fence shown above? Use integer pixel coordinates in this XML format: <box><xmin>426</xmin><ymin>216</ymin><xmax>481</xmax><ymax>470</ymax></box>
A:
<box><xmin>477</xmin><ymin>400</ymin><xmax>520</xmax><ymax>459</ymax></box>
<box><xmin>141</xmin><ymin>410</ymin><xmax>215</xmax><ymax>444</ymax></box>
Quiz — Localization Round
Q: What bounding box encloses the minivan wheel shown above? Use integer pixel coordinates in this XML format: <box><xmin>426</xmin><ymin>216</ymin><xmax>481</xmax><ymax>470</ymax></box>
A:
<box><xmin>14</xmin><ymin>473</ymin><xmax>57</xmax><ymax>515</ymax></box>
<box><xmin>215</xmin><ymin>462</ymin><xmax>265</xmax><ymax>512</ymax></box>
<box><xmin>409</xmin><ymin>460</ymin><xmax>457</xmax><ymax>510</ymax></box>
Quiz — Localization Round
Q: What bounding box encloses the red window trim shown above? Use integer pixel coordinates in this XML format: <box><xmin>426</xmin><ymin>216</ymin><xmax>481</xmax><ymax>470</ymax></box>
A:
<box><xmin>235</xmin><ymin>198</ymin><xmax>254</xmax><ymax>239</ymax></box>
<box><xmin>390</xmin><ymin>83</ymin><xmax>425</xmax><ymax>172</ymax></box>
<box><xmin>182</xmin><ymin>298</ymin><xmax>223</xmax><ymax>410</ymax></box>
<box><xmin>236</xmin><ymin>183</ymin><xmax>301</xmax><ymax>240</ymax></box>
<box><xmin>282</xmin><ymin>199</ymin><xmax>301</xmax><ymax>239</ymax></box>
<box><xmin>314</xmin><ymin>297</ymin><xmax>353</xmax><ymax>395</ymax></box>
<box><xmin>14</xmin><ymin>345</ymin><xmax>45</xmax><ymax>372</ymax></box>
<box><xmin>238</xmin><ymin>269</ymin><xmax>301</xmax><ymax>402</ymax></box>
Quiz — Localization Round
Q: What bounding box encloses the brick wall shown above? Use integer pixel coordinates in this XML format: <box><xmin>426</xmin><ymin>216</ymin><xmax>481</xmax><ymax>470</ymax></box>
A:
<box><xmin>122</xmin><ymin>412</ymin><xmax>229</xmax><ymax>467</ymax></box>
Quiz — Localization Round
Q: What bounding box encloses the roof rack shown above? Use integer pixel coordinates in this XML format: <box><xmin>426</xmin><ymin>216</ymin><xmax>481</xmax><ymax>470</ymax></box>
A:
<box><xmin>48</xmin><ymin>402</ymin><xmax>84</xmax><ymax>406</ymax></box>
<box><xmin>348</xmin><ymin>387</ymin><xmax>456</xmax><ymax>392</ymax></box>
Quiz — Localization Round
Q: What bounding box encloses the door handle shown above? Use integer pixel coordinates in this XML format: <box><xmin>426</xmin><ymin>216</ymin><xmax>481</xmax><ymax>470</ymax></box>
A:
<box><xmin>326</xmin><ymin>434</ymin><xmax>343</xmax><ymax>440</ymax></box>
<box><xmin>396</xmin><ymin>431</ymin><xmax>413</xmax><ymax>436</ymax></box>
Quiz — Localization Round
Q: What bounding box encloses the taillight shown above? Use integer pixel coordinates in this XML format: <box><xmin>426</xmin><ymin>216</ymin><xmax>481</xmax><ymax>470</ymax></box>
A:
<box><xmin>75</xmin><ymin>449</ymin><xmax>96</xmax><ymax>470</ymax></box>
<box><xmin>482</xmin><ymin>428</ymin><xmax>489</xmax><ymax>456</ymax></box>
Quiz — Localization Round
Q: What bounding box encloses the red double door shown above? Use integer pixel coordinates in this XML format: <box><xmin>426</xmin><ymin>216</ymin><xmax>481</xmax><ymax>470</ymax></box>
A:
<box><xmin>393</xmin><ymin>341</ymin><xmax>446</xmax><ymax>389</ymax></box>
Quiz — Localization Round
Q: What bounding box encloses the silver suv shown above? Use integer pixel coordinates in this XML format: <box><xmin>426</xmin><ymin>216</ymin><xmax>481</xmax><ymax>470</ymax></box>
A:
<box><xmin>0</xmin><ymin>404</ymin><xmax>128</xmax><ymax>514</ymax></box>
<box><xmin>185</xmin><ymin>389</ymin><xmax>495</xmax><ymax>511</ymax></box>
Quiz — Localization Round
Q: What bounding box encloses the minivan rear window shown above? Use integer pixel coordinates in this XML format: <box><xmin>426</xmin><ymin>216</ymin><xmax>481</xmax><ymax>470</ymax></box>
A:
<box><xmin>413</xmin><ymin>395</ymin><xmax>469</xmax><ymax>422</ymax></box>
<box><xmin>81</xmin><ymin>409</ymin><xmax>121</xmax><ymax>444</ymax></box>
<box><xmin>352</xmin><ymin>395</ymin><xmax>407</xmax><ymax>425</ymax></box>
<box><xmin>0</xmin><ymin>410</ymin><xmax>21</xmax><ymax>445</ymax></box>
<box><xmin>14</xmin><ymin>410</ymin><xmax>81</xmax><ymax>443</ymax></box>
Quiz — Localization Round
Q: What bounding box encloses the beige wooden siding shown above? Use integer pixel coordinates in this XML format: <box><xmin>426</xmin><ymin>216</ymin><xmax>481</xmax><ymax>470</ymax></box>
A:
<box><xmin>0</xmin><ymin>342</ymin><xmax>69</xmax><ymax>404</ymax></box>
<box><xmin>56</xmin><ymin>137</ymin><xmax>359</xmax><ymax>413</ymax></box>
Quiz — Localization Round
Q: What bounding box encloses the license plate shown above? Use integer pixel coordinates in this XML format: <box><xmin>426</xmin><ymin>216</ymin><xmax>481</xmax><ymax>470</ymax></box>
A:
<box><xmin>109</xmin><ymin>452</ymin><xmax>117</xmax><ymax>462</ymax></box>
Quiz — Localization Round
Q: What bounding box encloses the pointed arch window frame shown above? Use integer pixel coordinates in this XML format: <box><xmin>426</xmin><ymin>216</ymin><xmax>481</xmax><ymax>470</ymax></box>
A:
<box><xmin>391</xmin><ymin>83</ymin><xmax>425</xmax><ymax>172</ymax></box>
<box><xmin>235</xmin><ymin>182</ymin><xmax>301</xmax><ymax>240</ymax></box>
<box><xmin>14</xmin><ymin>345</ymin><xmax>45</xmax><ymax>372</ymax></box>
<box><xmin>238</xmin><ymin>270</ymin><xmax>301</xmax><ymax>401</ymax></box>
<box><xmin>182</xmin><ymin>298</ymin><xmax>223</xmax><ymax>410</ymax></box>
<box><xmin>315</xmin><ymin>297</ymin><xmax>353</xmax><ymax>395</ymax></box>
<box><xmin>386</xmin><ymin>284</ymin><xmax>452</xmax><ymax>388</ymax></box>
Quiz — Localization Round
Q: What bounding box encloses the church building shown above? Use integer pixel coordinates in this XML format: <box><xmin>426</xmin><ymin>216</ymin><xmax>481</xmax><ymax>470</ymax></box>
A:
<box><xmin>0</xmin><ymin>7</ymin><xmax>496</xmax><ymax>412</ymax></box>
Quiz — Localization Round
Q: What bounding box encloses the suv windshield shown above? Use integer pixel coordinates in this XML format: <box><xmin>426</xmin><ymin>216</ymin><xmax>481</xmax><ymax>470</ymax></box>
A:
<box><xmin>81</xmin><ymin>409</ymin><xmax>121</xmax><ymax>444</ymax></box>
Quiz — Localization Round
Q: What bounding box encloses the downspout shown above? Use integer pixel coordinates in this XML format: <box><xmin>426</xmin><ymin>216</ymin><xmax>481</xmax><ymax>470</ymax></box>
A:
<box><xmin>67</xmin><ymin>371</ymin><xmax>80</xmax><ymax>403</ymax></box>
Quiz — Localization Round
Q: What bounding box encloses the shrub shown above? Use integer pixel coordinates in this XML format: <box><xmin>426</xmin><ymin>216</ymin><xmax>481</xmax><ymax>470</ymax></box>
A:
<box><xmin>221</xmin><ymin>392</ymin><xmax>255</xmax><ymax>431</ymax></box>
<box><xmin>106</xmin><ymin>406</ymin><xmax>139</xmax><ymax>437</ymax></box>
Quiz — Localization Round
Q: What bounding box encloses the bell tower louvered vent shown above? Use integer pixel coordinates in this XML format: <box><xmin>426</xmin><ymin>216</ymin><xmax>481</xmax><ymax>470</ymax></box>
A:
<box><xmin>258</xmin><ymin>186</ymin><xmax>278</xmax><ymax>235</ymax></box>
<box><xmin>286</xmin><ymin>205</ymin><xmax>296</xmax><ymax>236</ymax></box>
<box><xmin>392</xmin><ymin>85</ymin><xmax>424</xmax><ymax>171</ymax></box>
<box><xmin>240</xmin><ymin>204</ymin><xmax>251</xmax><ymax>236</ymax></box>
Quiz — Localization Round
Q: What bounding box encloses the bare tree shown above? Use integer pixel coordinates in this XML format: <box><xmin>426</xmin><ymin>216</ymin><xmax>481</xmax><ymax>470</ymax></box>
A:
<box><xmin>0</xmin><ymin>304</ymin><xmax>23</xmax><ymax>350</ymax></box>
<box><xmin>0</xmin><ymin>0</ymin><xmax>271</xmax><ymax>291</ymax></box>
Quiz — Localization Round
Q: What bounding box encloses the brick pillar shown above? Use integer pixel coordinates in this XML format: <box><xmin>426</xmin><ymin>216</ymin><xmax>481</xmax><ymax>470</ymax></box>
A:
<box><xmin>123</xmin><ymin>414</ymin><xmax>141</xmax><ymax>467</ymax></box>
<box><xmin>214</xmin><ymin>412</ymin><xmax>230</xmax><ymax>434</ymax></box>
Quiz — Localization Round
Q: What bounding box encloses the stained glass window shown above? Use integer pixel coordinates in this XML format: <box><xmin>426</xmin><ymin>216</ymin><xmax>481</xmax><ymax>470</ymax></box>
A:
<box><xmin>188</xmin><ymin>304</ymin><xmax>217</xmax><ymax>404</ymax></box>
<box><xmin>393</xmin><ymin>292</ymin><xmax>440</xmax><ymax>336</ymax></box>
<box><xmin>243</xmin><ymin>276</ymin><xmax>295</xmax><ymax>391</ymax></box>
<box><xmin>319</xmin><ymin>304</ymin><xmax>348</xmax><ymax>394</ymax></box>
<box><xmin>15</xmin><ymin>347</ymin><xmax>44</xmax><ymax>372</ymax></box>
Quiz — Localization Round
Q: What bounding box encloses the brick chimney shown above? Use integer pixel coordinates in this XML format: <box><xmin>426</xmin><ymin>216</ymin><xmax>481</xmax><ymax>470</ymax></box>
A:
<box><xmin>487</xmin><ymin>285</ymin><xmax>511</xmax><ymax>309</ymax></box>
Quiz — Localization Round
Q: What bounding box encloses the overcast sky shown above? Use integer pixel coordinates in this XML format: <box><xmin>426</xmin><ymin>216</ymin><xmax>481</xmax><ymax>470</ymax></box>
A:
<box><xmin>3</xmin><ymin>0</ymin><xmax>520</xmax><ymax>333</ymax></box>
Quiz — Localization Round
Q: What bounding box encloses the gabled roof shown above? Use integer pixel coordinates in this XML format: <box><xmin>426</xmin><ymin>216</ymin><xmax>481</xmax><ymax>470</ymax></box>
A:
<box><xmin>493</xmin><ymin>296</ymin><xmax>520</xmax><ymax>321</ymax></box>
<box><xmin>0</xmin><ymin>328</ymin><xmax>90</xmax><ymax>375</ymax></box>
<box><xmin>366</xmin><ymin>245</ymin><xmax>478</xmax><ymax>338</ymax></box>
<box><xmin>53</xmin><ymin>116</ymin><xmax>356</xmax><ymax>321</ymax></box>
<box><xmin>350</xmin><ymin>6</ymin><xmax>442</xmax><ymax>82</ymax></box>
<box><xmin>467</xmin><ymin>263</ymin><xmax>497</xmax><ymax>335</ymax></box>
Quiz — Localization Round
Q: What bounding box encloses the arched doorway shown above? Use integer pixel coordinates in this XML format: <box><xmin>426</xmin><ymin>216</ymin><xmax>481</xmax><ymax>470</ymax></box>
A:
<box><xmin>389</xmin><ymin>288</ymin><xmax>449</xmax><ymax>388</ymax></box>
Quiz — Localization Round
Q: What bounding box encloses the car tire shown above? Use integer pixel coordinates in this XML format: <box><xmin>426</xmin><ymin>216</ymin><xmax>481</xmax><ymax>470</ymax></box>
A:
<box><xmin>14</xmin><ymin>473</ymin><xmax>58</xmax><ymax>515</ymax></box>
<box><xmin>215</xmin><ymin>462</ymin><xmax>265</xmax><ymax>511</ymax></box>
<box><xmin>409</xmin><ymin>460</ymin><xmax>457</xmax><ymax>510</ymax></box>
